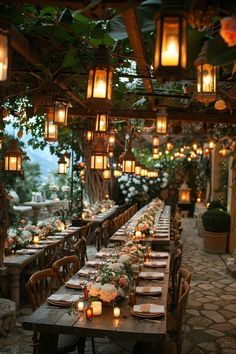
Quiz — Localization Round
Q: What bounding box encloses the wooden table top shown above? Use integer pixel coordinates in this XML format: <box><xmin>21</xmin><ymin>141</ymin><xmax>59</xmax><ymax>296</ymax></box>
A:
<box><xmin>22</xmin><ymin>247</ymin><xmax>170</xmax><ymax>343</ymax></box>
<box><xmin>83</xmin><ymin>206</ymin><xmax>119</xmax><ymax>224</ymax></box>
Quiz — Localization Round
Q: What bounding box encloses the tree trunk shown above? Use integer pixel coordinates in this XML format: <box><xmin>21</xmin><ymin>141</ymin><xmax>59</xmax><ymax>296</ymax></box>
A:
<box><xmin>0</xmin><ymin>182</ymin><xmax>9</xmax><ymax>267</ymax></box>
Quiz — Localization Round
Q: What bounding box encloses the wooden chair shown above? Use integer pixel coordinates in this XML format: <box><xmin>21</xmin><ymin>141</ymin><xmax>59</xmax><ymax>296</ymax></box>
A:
<box><xmin>101</xmin><ymin>219</ymin><xmax>111</xmax><ymax>247</ymax></box>
<box><xmin>170</xmin><ymin>267</ymin><xmax>191</xmax><ymax>316</ymax></box>
<box><xmin>26</xmin><ymin>268</ymin><xmax>85</xmax><ymax>354</ymax></box>
<box><xmin>132</xmin><ymin>281</ymin><xmax>190</xmax><ymax>354</ymax></box>
<box><xmin>52</xmin><ymin>255</ymin><xmax>79</xmax><ymax>286</ymax></box>
<box><xmin>39</xmin><ymin>240</ymin><xmax>61</xmax><ymax>269</ymax></box>
<box><xmin>73</xmin><ymin>237</ymin><xmax>87</xmax><ymax>270</ymax></box>
<box><xmin>94</xmin><ymin>226</ymin><xmax>102</xmax><ymax>251</ymax></box>
<box><xmin>169</xmin><ymin>248</ymin><xmax>182</xmax><ymax>308</ymax></box>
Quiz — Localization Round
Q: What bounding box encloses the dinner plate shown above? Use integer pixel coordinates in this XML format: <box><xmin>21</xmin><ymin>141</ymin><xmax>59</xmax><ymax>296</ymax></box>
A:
<box><xmin>26</xmin><ymin>244</ymin><xmax>44</xmax><ymax>249</ymax></box>
<box><xmin>65</xmin><ymin>279</ymin><xmax>88</xmax><ymax>289</ymax></box>
<box><xmin>149</xmin><ymin>252</ymin><xmax>169</xmax><ymax>258</ymax></box>
<box><xmin>136</xmin><ymin>286</ymin><xmax>162</xmax><ymax>296</ymax></box>
<box><xmin>16</xmin><ymin>249</ymin><xmax>38</xmax><ymax>255</ymax></box>
<box><xmin>144</xmin><ymin>261</ymin><xmax>166</xmax><ymax>268</ymax></box>
<box><xmin>131</xmin><ymin>309</ymin><xmax>164</xmax><ymax>318</ymax></box>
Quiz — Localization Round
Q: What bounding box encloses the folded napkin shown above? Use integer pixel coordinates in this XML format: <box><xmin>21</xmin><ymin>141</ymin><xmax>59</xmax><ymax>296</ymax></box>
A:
<box><xmin>67</xmin><ymin>227</ymin><xmax>80</xmax><ymax>230</ymax></box>
<box><xmin>47</xmin><ymin>235</ymin><xmax>64</xmax><ymax>239</ymax></box>
<box><xmin>149</xmin><ymin>252</ymin><xmax>169</xmax><ymax>258</ymax></box>
<box><xmin>136</xmin><ymin>286</ymin><xmax>162</xmax><ymax>295</ymax></box>
<box><xmin>86</xmin><ymin>260</ymin><xmax>106</xmax><ymax>267</ymax></box>
<box><xmin>144</xmin><ymin>261</ymin><xmax>167</xmax><ymax>268</ymax></box>
<box><xmin>139</xmin><ymin>272</ymin><xmax>164</xmax><ymax>280</ymax></box>
<box><xmin>39</xmin><ymin>240</ymin><xmax>53</xmax><ymax>244</ymax></box>
<box><xmin>77</xmin><ymin>269</ymin><xmax>98</xmax><ymax>277</ymax></box>
<box><xmin>65</xmin><ymin>278</ymin><xmax>88</xmax><ymax>289</ymax></box>
<box><xmin>133</xmin><ymin>304</ymin><xmax>165</xmax><ymax>315</ymax></box>
<box><xmin>48</xmin><ymin>293</ymin><xmax>81</xmax><ymax>305</ymax></box>
<box><xmin>16</xmin><ymin>249</ymin><xmax>38</xmax><ymax>255</ymax></box>
<box><xmin>26</xmin><ymin>244</ymin><xmax>44</xmax><ymax>249</ymax></box>
<box><xmin>96</xmin><ymin>251</ymin><xmax>112</xmax><ymax>258</ymax></box>
<box><xmin>155</xmin><ymin>233</ymin><xmax>169</xmax><ymax>238</ymax></box>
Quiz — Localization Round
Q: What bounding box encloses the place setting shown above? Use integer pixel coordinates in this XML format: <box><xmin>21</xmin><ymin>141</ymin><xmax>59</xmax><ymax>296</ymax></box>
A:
<box><xmin>144</xmin><ymin>260</ymin><xmax>167</xmax><ymax>268</ymax></box>
<box><xmin>131</xmin><ymin>304</ymin><xmax>165</xmax><ymax>319</ymax></box>
<box><xmin>47</xmin><ymin>293</ymin><xmax>82</xmax><ymax>307</ymax></box>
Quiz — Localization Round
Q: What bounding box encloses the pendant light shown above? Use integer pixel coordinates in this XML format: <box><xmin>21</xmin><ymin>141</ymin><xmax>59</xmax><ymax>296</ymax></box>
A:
<box><xmin>86</xmin><ymin>45</ymin><xmax>113</xmax><ymax>109</ymax></box>
<box><xmin>45</xmin><ymin>107</ymin><xmax>58</xmax><ymax>142</ymax></box>
<box><xmin>152</xmin><ymin>135</ymin><xmax>160</xmax><ymax>147</ymax></box>
<box><xmin>95</xmin><ymin>113</ymin><xmax>108</xmax><ymax>132</ymax></box>
<box><xmin>135</xmin><ymin>163</ymin><xmax>141</xmax><ymax>175</ymax></box>
<box><xmin>154</xmin><ymin>4</ymin><xmax>187</xmax><ymax>80</ymax></box>
<box><xmin>208</xmin><ymin>139</ymin><xmax>215</xmax><ymax>150</ymax></box>
<box><xmin>195</xmin><ymin>41</ymin><xmax>217</xmax><ymax>105</ymax></box>
<box><xmin>4</xmin><ymin>140</ymin><xmax>22</xmax><ymax>173</ymax></box>
<box><xmin>122</xmin><ymin>131</ymin><xmax>136</xmax><ymax>174</ymax></box>
<box><xmin>85</xmin><ymin>130</ymin><xmax>94</xmax><ymax>142</ymax></box>
<box><xmin>103</xmin><ymin>168</ymin><xmax>112</xmax><ymax>179</ymax></box>
<box><xmin>53</xmin><ymin>101</ymin><xmax>69</xmax><ymax>126</ymax></box>
<box><xmin>108</xmin><ymin>131</ymin><xmax>115</xmax><ymax>147</ymax></box>
<box><xmin>166</xmin><ymin>138</ymin><xmax>174</xmax><ymax>151</ymax></box>
<box><xmin>0</xmin><ymin>20</ymin><xmax>10</xmax><ymax>82</ymax></box>
<box><xmin>90</xmin><ymin>137</ymin><xmax>108</xmax><ymax>170</ymax></box>
<box><xmin>58</xmin><ymin>155</ymin><xmax>67</xmax><ymax>174</ymax></box>
<box><xmin>156</xmin><ymin>107</ymin><xmax>167</xmax><ymax>134</ymax></box>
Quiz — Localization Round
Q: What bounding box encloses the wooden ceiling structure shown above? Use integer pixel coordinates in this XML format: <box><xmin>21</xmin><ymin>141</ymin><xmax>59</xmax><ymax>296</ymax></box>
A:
<box><xmin>1</xmin><ymin>0</ymin><xmax>236</xmax><ymax>127</ymax></box>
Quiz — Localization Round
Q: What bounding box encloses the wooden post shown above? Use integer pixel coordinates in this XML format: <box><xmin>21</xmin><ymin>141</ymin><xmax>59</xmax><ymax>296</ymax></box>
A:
<box><xmin>211</xmin><ymin>143</ymin><xmax>223</xmax><ymax>201</ymax></box>
<box><xmin>227</xmin><ymin>155</ymin><xmax>236</xmax><ymax>253</ymax></box>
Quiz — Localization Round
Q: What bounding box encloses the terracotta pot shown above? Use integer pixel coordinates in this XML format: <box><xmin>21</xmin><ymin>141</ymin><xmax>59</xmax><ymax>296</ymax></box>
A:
<box><xmin>203</xmin><ymin>230</ymin><xmax>228</xmax><ymax>254</ymax></box>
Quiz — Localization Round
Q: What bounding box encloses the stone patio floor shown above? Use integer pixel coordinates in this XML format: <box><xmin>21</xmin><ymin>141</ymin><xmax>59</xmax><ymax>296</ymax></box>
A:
<box><xmin>0</xmin><ymin>217</ymin><xmax>236</xmax><ymax>354</ymax></box>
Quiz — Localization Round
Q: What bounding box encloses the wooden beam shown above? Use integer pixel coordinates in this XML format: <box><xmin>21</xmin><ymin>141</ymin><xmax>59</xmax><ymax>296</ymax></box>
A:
<box><xmin>122</xmin><ymin>8</ymin><xmax>155</xmax><ymax>109</ymax></box>
<box><xmin>67</xmin><ymin>107</ymin><xmax>236</xmax><ymax>124</ymax></box>
<box><xmin>4</xmin><ymin>0</ymin><xmax>142</xmax><ymax>11</ymax></box>
<box><xmin>10</xmin><ymin>26</ymin><xmax>87</xmax><ymax>108</ymax></box>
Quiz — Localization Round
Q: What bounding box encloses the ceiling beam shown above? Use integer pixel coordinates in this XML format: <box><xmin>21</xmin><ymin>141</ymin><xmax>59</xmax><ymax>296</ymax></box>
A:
<box><xmin>10</xmin><ymin>26</ymin><xmax>87</xmax><ymax>108</ymax></box>
<box><xmin>4</xmin><ymin>0</ymin><xmax>142</xmax><ymax>11</ymax></box>
<box><xmin>122</xmin><ymin>8</ymin><xmax>156</xmax><ymax>109</ymax></box>
<box><xmin>68</xmin><ymin>107</ymin><xmax>236</xmax><ymax>124</ymax></box>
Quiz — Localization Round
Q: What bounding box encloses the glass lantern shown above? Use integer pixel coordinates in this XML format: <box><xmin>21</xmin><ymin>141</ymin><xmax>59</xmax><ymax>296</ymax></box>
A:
<box><xmin>4</xmin><ymin>140</ymin><xmax>22</xmax><ymax>173</ymax></box>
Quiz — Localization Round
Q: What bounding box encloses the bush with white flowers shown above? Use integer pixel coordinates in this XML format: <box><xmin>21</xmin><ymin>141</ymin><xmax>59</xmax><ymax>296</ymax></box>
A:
<box><xmin>117</xmin><ymin>172</ymin><xmax>168</xmax><ymax>204</ymax></box>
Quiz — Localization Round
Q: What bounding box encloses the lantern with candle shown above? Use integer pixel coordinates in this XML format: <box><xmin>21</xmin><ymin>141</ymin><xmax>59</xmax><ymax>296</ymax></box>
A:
<box><xmin>53</xmin><ymin>101</ymin><xmax>69</xmax><ymax>126</ymax></box>
<box><xmin>156</xmin><ymin>107</ymin><xmax>167</xmax><ymax>135</ymax></box>
<box><xmin>4</xmin><ymin>140</ymin><xmax>22</xmax><ymax>173</ymax></box>
<box><xmin>154</xmin><ymin>7</ymin><xmax>187</xmax><ymax>80</ymax></box>
<box><xmin>86</xmin><ymin>304</ymin><xmax>93</xmax><ymax>320</ymax></box>
<box><xmin>45</xmin><ymin>107</ymin><xmax>58</xmax><ymax>142</ymax></box>
<box><xmin>90</xmin><ymin>137</ymin><xmax>108</xmax><ymax>170</ymax></box>
<box><xmin>178</xmin><ymin>182</ymin><xmax>191</xmax><ymax>204</ymax></box>
<box><xmin>0</xmin><ymin>20</ymin><xmax>10</xmax><ymax>82</ymax></box>
<box><xmin>91</xmin><ymin>301</ymin><xmax>102</xmax><ymax>316</ymax></box>
<box><xmin>58</xmin><ymin>155</ymin><xmax>67</xmax><ymax>175</ymax></box>
<box><xmin>86</xmin><ymin>45</ymin><xmax>113</xmax><ymax>109</ymax></box>
<box><xmin>195</xmin><ymin>42</ymin><xmax>217</xmax><ymax>105</ymax></box>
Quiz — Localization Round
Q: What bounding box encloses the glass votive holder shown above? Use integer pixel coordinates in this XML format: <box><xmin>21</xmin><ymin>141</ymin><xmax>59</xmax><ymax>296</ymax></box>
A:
<box><xmin>86</xmin><ymin>305</ymin><xmax>93</xmax><ymax>320</ymax></box>
<box><xmin>113</xmin><ymin>307</ymin><xmax>120</xmax><ymax>318</ymax></box>
<box><xmin>91</xmin><ymin>301</ymin><xmax>102</xmax><ymax>316</ymax></box>
<box><xmin>33</xmin><ymin>235</ymin><xmax>40</xmax><ymax>244</ymax></box>
<box><xmin>78</xmin><ymin>301</ymin><xmax>84</xmax><ymax>312</ymax></box>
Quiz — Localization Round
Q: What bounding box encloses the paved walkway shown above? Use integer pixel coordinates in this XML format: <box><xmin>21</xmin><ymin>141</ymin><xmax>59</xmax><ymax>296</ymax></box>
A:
<box><xmin>0</xmin><ymin>218</ymin><xmax>236</xmax><ymax>354</ymax></box>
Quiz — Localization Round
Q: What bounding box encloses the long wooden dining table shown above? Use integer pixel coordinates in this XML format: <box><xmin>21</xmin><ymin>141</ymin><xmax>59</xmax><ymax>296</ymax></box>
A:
<box><xmin>22</xmin><ymin>246</ymin><xmax>170</xmax><ymax>354</ymax></box>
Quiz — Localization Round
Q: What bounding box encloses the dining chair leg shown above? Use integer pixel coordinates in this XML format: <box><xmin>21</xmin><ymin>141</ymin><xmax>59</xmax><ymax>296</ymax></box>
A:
<box><xmin>77</xmin><ymin>337</ymin><xmax>86</xmax><ymax>354</ymax></box>
<box><xmin>91</xmin><ymin>337</ymin><xmax>96</xmax><ymax>354</ymax></box>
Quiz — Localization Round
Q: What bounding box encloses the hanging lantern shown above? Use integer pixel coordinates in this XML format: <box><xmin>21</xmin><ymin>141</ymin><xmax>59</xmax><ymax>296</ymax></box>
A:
<box><xmin>152</xmin><ymin>135</ymin><xmax>160</xmax><ymax>147</ymax></box>
<box><xmin>45</xmin><ymin>107</ymin><xmax>58</xmax><ymax>142</ymax></box>
<box><xmin>85</xmin><ymin>130</ymin><xmax>94</xmax><ymax>142</ymax></box>
<box><xmin>153</xmin><ymin>153</ymin><xmax>159</xmax><ymax>159</ymax></box>
<box><xmin>108</xmin><ymin>131</ymin><xmax>115</xmax><ymax>146</ymax></box>
<box><xmin>0</xmin><ymin>21</ymin><xmax>10</xmax><ymax>82</ymax></box>
<box><xmin>141</xmin><ymin>165</ymin><xmax>148</xmax><ymax>177</ymax></box>
<box><xmin>108</xmin><ymin>150</ymin><xmax>114</xmax><ymax>158</ymax></box>
<box><xmin>153</xmin><ymin>147</ymin><xmax>159</xmax><ymax>154</ymax></box>
<box><xmin>154</xmin><ymin>8</ymin><xmax>187</xmax><ymax>80</ymax></box>
<box><xmin>86</xmin><ymin>45</ymin><xmax>113</xmax><ymax>109</ymax></box>
<box><xmin>195</xmin><ymin>42</ymin><xmax>217</xmax><ymax>105</ymax></box>
<box><xmin>58</xmin><ymin>155</ymin><xmax>67</xmax><ymax>174</ymax></box>
<box><xmin>64</xmin><ymin>153</ymin><xmax>70</xmax><ymax>169</ymax></box>
<box><xmin>122</xmin><ymin>149</ymin><xmax>136</xmax><ymax>174</ymax></box>
<box><xmin>192</xmin><ymin>141</ymin><xmax>198</xmax><ymax>150</ymax></box>
<box><xmin>156</xmin><ymin>107</ymin><xmax>167</xmax><ymax>134</ymax></box>
<box><xmin>114</xmin><ymin>169</ymin><xmax>122</xmax><ymax>177</ymax></box>
<box><xmin>90</xmin><ymin>138</ymin><xmax>107</xmax><ymax>170</ymax></box>
<box><xmin>166</xmin><ymin>138</ymin><xmax>174</xmax><ymax>151</ymax></box>
<box><xmin>209</xmin><ymin>139</ymin><xmax>215</xmax><ymax>149</ymax></box>
<box><xmin>135</xmin><ymin>164</ymin><xmax>141</xmax><ymax>175</ymax></box>
<box><xmin>178</xmin><ymin>182</ymin><xmax>191</xmax><ymax>204</ymax></box>
<box><xmin>219</xmin><ymin>147</ymin><xmax>229</xmax><ymax>157</ymax></box>
<box><xmin>103</xmin><ymin>169</ymin><xmax>112</xmax><ymax>179</ymax></box>
<box><xmin>4</xmin><ymin>140</ymin><xmax>22</xmax><ymax>173</ymax></box>
<box><xmin>203</xmin><ymin>142</ymin><xmax>210</xmax><ymax>156</ymax></box>
<box><xmin>53</xmin><ymin>101</ymin><xmax>69</xmax><ymax>126</ymax></box>
<box><xmin>95</xmin><ymin>113</ymin><xmax>108</xmax><ymax>132</ymax></box>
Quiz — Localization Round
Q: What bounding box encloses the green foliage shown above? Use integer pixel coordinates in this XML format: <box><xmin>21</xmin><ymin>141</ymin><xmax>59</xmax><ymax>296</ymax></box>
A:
<box><xmin>208</xmin><ymin>200</ymin><xmax>227</xmax><ymax>211</ymax></box>
<box><xmin>202</xmin><ymin>208</ymin><xmax>230</xmax><ymax>233</ymax></box>
<box><xmin>13</xmin><ymin>161</ymin><xmax>41</xmax><ymax>202</ymax></box>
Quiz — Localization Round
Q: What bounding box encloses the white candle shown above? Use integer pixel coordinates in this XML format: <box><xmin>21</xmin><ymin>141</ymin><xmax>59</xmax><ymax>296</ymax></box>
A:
<box><xmin>113</xmin><ymin>307</ymin><xmax>120</xmax><ymax>318</ymax></box>
<box><xmin>91</xmin><ymin>301</ymin><xmax>102</xmax><ymax>316</ymax></box>
<box><xmin>78</xmin><ymin>301</ymin><xmax>84</xmax><ymax>312</ymax></box>
<box><xmin>33</xmin><ymin>235</ymin><xmax>39</xmax><ymax>244</ymax></box>
<box><xmin>135</xmin><ymin>231</ymin><xmax>142</xmax><ymax>238</ymax></box>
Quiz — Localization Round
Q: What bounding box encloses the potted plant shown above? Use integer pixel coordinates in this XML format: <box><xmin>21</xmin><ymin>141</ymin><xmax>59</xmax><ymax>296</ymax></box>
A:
<box><xmin>202</xmin><ymin>208</ymin><xmax>230</xmax><ymax>253</ymax></box>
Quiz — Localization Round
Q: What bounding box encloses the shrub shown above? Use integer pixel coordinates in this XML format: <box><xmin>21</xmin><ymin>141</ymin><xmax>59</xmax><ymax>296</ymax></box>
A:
<box><xmin>202</xmin><ymin>208</ymin><xmax>230</xmax><ymax>233</ymax></box>
<box><xmin>208</xmin><ymin>200</ymin><xmax>226</xmax><ymax>211</ymax></box>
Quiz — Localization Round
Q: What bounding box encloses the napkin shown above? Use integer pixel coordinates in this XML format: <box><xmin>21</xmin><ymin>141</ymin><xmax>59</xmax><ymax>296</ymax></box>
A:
<box><xmin>77</xmin><ymin>269</ymin><xmax>98</xmax><ymax>277</ymax></box>
<box><xmin>48</xmin><ymin>293</ymin><xmax>81</xmax><ymax>304</ymax></box>
<box><xmin>133</xmin><ymin>304</ymin><xmax>165</xmax><ymax>315</ymax></box>
<box><xmin>96</xmin><ymin>251</ymin><xmax>112</xmax><ymax>258</ymax></box>
<box><xmin>26</xmin><ymin>244</ymin><xmax>44</xmax><ymax>249</ymax></box>
<box><xmin>86</xmin><ymin>260</ymin><xmax>106</xmax><ymax>267</ymax></box>
<box><xmin>139</xmin><ymin>271</ymin><xmax>164</xmax><ymax>280</ymax></box>
<box><xmin>144</xmin><ymin>261</ymin><xmax>167</xmax><ymax>268</ymax></box>
<box><xmin>67</xmin><ymin>227</ymin><xmax>80</xmax><ymax>230</ymax></box>
<box><xmin>39</xmin><ymin>240</ymin><xmax>53</xmax><ymax>244</ymax></box>
<box><xmin>65</xmin><ymin>278</ymin><xmax>88</xmax><ymax>289</ymax></box>
<box><xmin>136</xmin><ymin>286</ymin><xmax>162</xmax><ymax>295</ymax></box>
<box><xmin>16</xmin><ymin>249</ymin><xmax>38</xmax><ymax>255</ymax></box>
<box><xmin>149</xmin><ymin>252</ymin><xmax>168</xmax><ymax>258</ymax></box>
